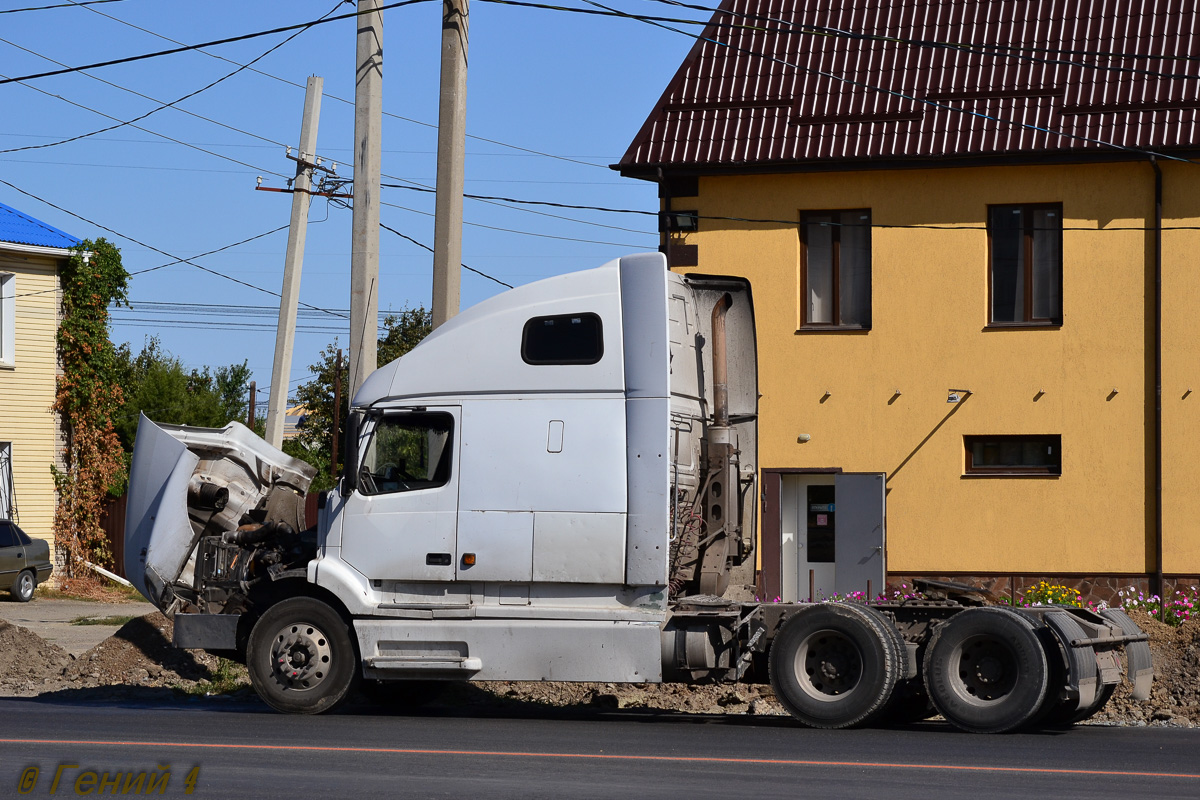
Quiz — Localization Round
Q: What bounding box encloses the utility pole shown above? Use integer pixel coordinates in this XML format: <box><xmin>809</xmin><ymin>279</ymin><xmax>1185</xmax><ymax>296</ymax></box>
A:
<box><xmin>432</xmin><ymin>0</ymin><xmax>469</xmax><ymax>329</ymax></box>
<box><xmin>265</xmin><ymin>75</ymin><xmax>324</xmax><ymax>448</ymax></box>
<box><xmin>350</xmin><ymin>0</ymin><xmax>383</xmax><ymax>396</ymax></box>
<box><xmin>246</xmin><ymin>381</ymin><xmax>257</xmax><ymax>429</ymax></box>
<box><xmin>331</xmin><ymin>348</ymin><xmax>343</xmax><ymax>481</ymax></box>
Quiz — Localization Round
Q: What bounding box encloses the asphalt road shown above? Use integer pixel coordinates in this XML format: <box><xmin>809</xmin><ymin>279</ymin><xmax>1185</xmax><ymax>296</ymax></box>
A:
<box><xmin>2</xmin><ymin>699</ymin><xmax>1197</xmax><ymax>799</ymax></box>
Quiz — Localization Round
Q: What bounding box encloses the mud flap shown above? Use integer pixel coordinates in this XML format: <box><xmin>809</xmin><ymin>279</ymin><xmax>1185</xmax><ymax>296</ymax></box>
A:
<box><xmin>1099</xmin><ymin>608</ymin><xmax>1154</xmax><ymax>701</ymax></box>
<box><xmin>1042</xmin><ymin>610</ymin><xmax>1098</xmax><ymax>713</ymax></box>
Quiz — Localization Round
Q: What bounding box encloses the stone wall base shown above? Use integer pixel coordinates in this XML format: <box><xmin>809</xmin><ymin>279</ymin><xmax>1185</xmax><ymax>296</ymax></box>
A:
<box><xmin>887</xmin><ymin>574</ymin><xmax>1200</xmax><ymax>607</ymax></box>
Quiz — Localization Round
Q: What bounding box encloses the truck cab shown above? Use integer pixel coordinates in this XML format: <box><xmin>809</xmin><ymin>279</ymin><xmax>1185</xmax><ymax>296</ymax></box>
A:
<box><xmin>125</xmin><ymin>252</ymin><xmax>759</xmax><ymax>712</ymax></box>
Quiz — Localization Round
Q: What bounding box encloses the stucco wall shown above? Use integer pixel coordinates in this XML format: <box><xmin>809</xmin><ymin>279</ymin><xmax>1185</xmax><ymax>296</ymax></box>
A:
<box><xmin>672</xmin><ymin>160</ymin><xmax>1198</xmax><ymax>576</ymax></box>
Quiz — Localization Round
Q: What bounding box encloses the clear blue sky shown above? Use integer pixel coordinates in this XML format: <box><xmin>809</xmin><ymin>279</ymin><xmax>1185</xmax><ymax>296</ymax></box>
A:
<box><xmin>1</xmin><ymin>0</ymin><xmax>703</xmax><ymax>399</ymax></box>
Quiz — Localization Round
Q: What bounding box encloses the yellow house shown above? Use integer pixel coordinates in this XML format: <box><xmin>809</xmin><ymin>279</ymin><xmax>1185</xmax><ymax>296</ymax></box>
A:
<box><xmin>0</xmin><ymin>201</ymin><xmax>80</xmax><ymax>560</ymax></box>
<box><xmin>619</xmin><ymin>0</ymin><xmax>1200</xmax><ymax>604</ymax></box>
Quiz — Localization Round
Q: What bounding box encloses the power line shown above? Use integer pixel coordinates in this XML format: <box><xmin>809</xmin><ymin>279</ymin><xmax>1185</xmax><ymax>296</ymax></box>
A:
<box><xmin>0</xmin><ymin>0</ymin><xmax>434</xmax><ymax>86</ymax></box>
<box><xmin>645</xmin><ymin>0</ymin><xmax>1200</xmax><ymax>66</ymax></box>
<box><xmin>379</xmin><ymin>222</ymin><xmax>514</xmax><ymax>289</ymax></box>
<box><xmin>0</xmin><ymin>0</ymin><xmax>345</xmax><ymax>155</ymax></box>
<box><xmin>0</xmin><ymin>0</ymin><xmax>122</xmax><ymax>13</ymax></box>
<box><xmin>0</xmin><ymin>0</ymin><xmax>335</xmax><ymax>155</ymax></box>
<box><xmin>381</xmin><ymin>199</ymin><xmax>654</xmax><ymax>247</ymax></box>
<box><xmin>68</xmin><ymin>0</ymin><xmax>617</xmax><ymax>170</ymax></box>
<box><xmin>0</xmin><ymin>176</ymin><xmax>350</xmax><ymax>318</ymax></box>
<box><xmin>642</xmin><ymin>0</ymin><xmax>1200</xmax><ymax>85</ymax></box>
<box><xmin>0</xmin><ymin>75</ymin><xmax>291</xmax><ymax>178</ymax></box>
<box><xmin>557</xmin><ymin>0</ymin><xmax>1199</xmax><ymax>166</ymax></box>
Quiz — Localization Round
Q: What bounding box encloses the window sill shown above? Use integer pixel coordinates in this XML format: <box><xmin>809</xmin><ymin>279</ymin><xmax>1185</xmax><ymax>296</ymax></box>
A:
<box><xmin>796</xmin><ymin>325</ymin><xmax>871</xmax><ymax>334</ymax></box>
<box><xmin>983</xmin><ymin>322</ymin><xmax>1061</xmax><ymax>330</ymax></box>
<box><xmin>0</xmin><ymin>362</ymin><xmax>14</xmax><ymax>371</ymax></box>
<box><xmin>961</xmin><ymin>472</ymin><xmax>1060</xmax><ymax>479</ymax></box>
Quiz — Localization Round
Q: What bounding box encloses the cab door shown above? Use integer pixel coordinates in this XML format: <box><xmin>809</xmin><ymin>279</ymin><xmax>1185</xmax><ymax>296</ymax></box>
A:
<box><xmin>340</xmin><ymin>408</ymin><xmax>460</xmax><ymax>583</ymax></box>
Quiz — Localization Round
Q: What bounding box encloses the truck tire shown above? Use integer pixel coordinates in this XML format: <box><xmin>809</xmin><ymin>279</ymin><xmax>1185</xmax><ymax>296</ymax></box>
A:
<box><xmin>923</xmin><ymin>607</ymin><xmax>1049</xmax><ymax>733</ymax></box>
<box><xmin>1042</xmin><ymin>682</ymin><xmax>1116</xmax><ymax>728</ymax></box>
<box><xmin>246</xmin><ymin>597</ymin><xmax>359</xmax><ymax>714</ymax></box>
<box><xmin>769</xmin><ymin>604</ymin><xmax>900</xmax><ymax>729</ymax></box>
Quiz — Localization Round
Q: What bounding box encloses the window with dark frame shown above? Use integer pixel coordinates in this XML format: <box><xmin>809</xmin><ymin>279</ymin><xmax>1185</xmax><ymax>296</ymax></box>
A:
<box><xmin>801</xmin><ymin>210</ymin><xmax>871</xmax><ymax>328</ymax></box>
<box><xmin>988</xmin><ymin>204</ymin><xmax>1062</xmax><ymax>325</ymax></box>
<box><xmin>964</xmin><ymin>435</ymin><xmax>1061</xmax><ymax>476</ymax></box>
<box><xmin>521</xmin><ymin>313</ymin><xmax>604</xmax><ymax>365</ymax></box>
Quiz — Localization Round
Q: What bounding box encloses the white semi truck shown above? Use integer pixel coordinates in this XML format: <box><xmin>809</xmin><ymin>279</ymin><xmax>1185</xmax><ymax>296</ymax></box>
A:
<box><xmin>124</xmin><ymin>253</ymin><xmax>1152</xmax><ymax>732</ymax></box>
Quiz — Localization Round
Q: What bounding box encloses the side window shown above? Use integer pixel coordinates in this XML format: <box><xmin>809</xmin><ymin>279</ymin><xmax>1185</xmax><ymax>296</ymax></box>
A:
<box><xmin>0</xmin><ymin>522</ymin><xmax>16</xmax><ymax>548</ymax></box>
<box><xmin>359</xmin><ymin>413</ymin><xmax>453</xmax><ymax>495</ymax></box>
<box><xmin>988</xmin><ymin>204</ymin><xmax>1062</xmax><ymax>325</ymax></box>
<box><xmin>522</xmin><ymin>313</ymin><xmax>603</xmax><ymax>365</ymax></box>
<box><xmin>0</xmin><ymin>272</ymin><xmax>14</xmax><ymax>365</ymax></box>
<box><xmin>964</xmin><ymin>435</ymin><xmax>1061</xmax><ymax>476</ymax></box>
<box><xmin>800</xmin><ymin>210</ymin><xmax>871</xmax><ymax>328</ymax></box>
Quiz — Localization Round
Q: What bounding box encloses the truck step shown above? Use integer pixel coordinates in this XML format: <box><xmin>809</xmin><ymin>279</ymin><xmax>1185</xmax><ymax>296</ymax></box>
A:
<box><xmin>365</xmin><ymin>655</ymin><xmax>483</xmax><ymax>673</ymax></box>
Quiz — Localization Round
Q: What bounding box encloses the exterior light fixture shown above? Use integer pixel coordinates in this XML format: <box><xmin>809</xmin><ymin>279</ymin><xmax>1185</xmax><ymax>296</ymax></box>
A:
<box><xmin>947</xmin><ymin>388</ymin><xmax>972</xmax><ymax>404</ymax></box>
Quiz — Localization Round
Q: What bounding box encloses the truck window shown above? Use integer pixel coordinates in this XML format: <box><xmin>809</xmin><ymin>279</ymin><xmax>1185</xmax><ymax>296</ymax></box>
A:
<box><xmin>358</xmin><ymin>413</ymin><xmax>453</xmax><ymax>495</ymax></box>
<box><xmin>521</xmin><ymin>313</ymin><xmax>603</xmax><ymax>365</ymax></box>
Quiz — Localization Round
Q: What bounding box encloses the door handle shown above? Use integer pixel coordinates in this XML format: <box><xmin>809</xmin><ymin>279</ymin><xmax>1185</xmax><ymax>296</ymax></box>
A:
<box><xmin>426</xmin><ymin>553</ymin><xmax>452</xmax><ymax>566</ymax></box>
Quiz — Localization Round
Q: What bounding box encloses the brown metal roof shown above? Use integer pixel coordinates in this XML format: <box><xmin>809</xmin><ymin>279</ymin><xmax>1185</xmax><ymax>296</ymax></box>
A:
<box><xmin>619</xmin><ymin>0</ymin><xmax>1200</xmax><ymax>173</ymax></box>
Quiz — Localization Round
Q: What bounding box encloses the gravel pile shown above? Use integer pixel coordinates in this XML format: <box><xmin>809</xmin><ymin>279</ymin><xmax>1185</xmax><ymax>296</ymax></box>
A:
<box><xmin>0</xmin><ymin>609</ymin><xmax>1195</xmax><ymax>727</ymax></box>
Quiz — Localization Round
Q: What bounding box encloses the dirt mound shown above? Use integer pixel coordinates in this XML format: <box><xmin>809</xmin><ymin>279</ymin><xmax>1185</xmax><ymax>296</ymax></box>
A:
<box><xmin>60</xmin><ymin>612</ymin><xmax>239</xmax><ymax>691</ymax></box>
<box><xmin>1092</xmin><ymin>611</ymin><xmax>1200</xmax><ymax>726</ymax></box>
<box><xmin>0</xmin><ymin>620</ymin><xmax>69</xmax><ymax>693</ymax></box>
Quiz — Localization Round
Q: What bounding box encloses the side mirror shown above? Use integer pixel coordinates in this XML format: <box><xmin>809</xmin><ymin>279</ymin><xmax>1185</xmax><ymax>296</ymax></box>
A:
<box><xmin>341</xmin><ymin>409</ymin><xmax>363</xmax><ymax>497</ymax></box>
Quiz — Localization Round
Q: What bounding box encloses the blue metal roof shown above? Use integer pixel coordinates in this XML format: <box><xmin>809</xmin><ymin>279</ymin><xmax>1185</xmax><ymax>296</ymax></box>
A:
<box><xmin>0</xmin><ymin>202</ymin><xmax>80</xmax><ymax>250</ymax></box>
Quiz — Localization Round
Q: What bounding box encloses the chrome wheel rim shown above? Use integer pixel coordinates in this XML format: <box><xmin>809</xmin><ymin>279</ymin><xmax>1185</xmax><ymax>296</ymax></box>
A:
<box><xmin>269</xmin><ymin>621</ymin><xmax>333</xmax><ymax>691</ymax></box>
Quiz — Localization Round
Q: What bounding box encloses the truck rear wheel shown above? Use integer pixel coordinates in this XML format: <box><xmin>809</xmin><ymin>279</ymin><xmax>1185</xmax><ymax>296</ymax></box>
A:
<box><xmin>246</xmin><ymin>597</ymin><xmax>359</xmax><ymax>714</ymax></box>
<box><xmin>923</xmin><ymin>607</ymin><xmax>1049</xmax><ymax>733</ymax></box>
<box><xmin>769</xmin><ymin>604</ymin><xmax>899</xmax><ymax>729</ymax></box>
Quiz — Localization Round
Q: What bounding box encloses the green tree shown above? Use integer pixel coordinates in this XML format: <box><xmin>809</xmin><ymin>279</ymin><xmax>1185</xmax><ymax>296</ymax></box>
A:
<box><xmin>114</xmin><ymin>336</ymin><xmax>252</xmax><ymax>454</ymax></box>
<box><xmin>292</xmin><ymin>308</ymin><xmax>431</xmax><ymax>489</ymax></box>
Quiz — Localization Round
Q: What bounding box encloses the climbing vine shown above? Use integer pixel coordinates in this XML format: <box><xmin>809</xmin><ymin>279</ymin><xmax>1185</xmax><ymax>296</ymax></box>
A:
<box><xmin>51</xmin><ymin>238</ymin><xmax>129</xmax><ymax>582</ymax></box>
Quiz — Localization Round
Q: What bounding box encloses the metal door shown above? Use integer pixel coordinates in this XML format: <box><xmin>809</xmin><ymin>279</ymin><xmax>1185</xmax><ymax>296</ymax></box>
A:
<box><xmin>340</xmin><ymin>407</ymin><xmax>461</xmax><ymax>583</ymax></box>
<box><xmin>832</xmin><ymin>472</ymin><xmax>886</xmax><ymax>598</ymax></box>
<box><xmin>0</xmin><ymin>520</ymin><xmax>22</xmax><ymax>582</ymax></box>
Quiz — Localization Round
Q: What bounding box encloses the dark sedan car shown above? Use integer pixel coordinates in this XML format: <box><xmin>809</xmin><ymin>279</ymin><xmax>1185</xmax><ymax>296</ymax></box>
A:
<box><xmin>0</xmin><ymin>519</ymin><xmax>52</xmax><ymax>602</ymax></box>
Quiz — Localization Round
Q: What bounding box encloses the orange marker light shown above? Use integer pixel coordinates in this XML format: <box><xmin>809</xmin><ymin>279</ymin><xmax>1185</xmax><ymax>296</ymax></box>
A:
<box><xmin>462</xmin><ymin>553</ymin><xmax>476</xmax><ymax>566</ymax></box>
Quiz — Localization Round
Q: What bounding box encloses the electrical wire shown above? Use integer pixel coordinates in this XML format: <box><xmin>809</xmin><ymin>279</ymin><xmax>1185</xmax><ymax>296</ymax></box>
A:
<box><xmin>0</xmin><ymin>176</ymin><xmax>350</xmax><ymax>318</ymax></box>
<box><xmin>0</xmin><ymin>0</ymin><xmax>122</xmax><ymax>13</ymax></box>
<box><xmin>0</xmin><ymin>75</ymin><xmax>291</xmax><ymax>178</ymax></box>
<box><xmin>0</xmin><ymin>0</ymin><xmax>434</xmax><ymax>86</ymax></box>
<box><xmin>380</xmin><ymin>199</ymin><xmax>654</xmax><ymax>247</ymax></box>
<box><xmin>379</xmin><ymin>222</ymin><xmax>514</xmax><ymax>288</ymax></box>
<box><xmin>0</xmin><ymin>0</ymin><xmax>347</xmax><ymax>154</ymax></box>
<box><xmin>64</xmin><ymin>0</ymin><xmax>637</xmax><ymax>170</ymax></box>
<box><xmin>557</xmin><ymin>0</ymin><xmax>1200</xmax><ymax>166</ymax></box>
<box><xmin>644</xmin><ymin>0</ymin><xmax>1200</xmax><ymax>66</ymax></box>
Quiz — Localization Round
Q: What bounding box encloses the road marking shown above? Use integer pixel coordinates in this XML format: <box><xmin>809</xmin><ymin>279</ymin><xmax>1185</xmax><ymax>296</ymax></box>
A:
<box><xmin>2</xmin><ymin>738</ymin><xmax>1197</xmax><ymax>780</ymax></box>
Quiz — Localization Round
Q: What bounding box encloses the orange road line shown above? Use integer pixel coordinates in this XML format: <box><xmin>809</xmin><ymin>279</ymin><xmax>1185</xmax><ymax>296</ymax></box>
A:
<box><xmin>1</xmin><ymin>738</ymin><xmax>1197</xmax><ymax>780</ymax></box>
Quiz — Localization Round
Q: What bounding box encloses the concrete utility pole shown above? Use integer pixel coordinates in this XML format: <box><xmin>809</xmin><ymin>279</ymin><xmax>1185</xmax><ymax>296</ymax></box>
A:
<box><xmin>265</xmin><ymin>75</ymin><xmax>324</xmax><ymax>448</ymax></box>
<box><xmin>350</xmin><ymin>0</ymin><xmax>383</xmax><ymax>397</ymax></box>
<box><xmin>432</xmin><ymin>0</ymin><xmax>469</xmax><ymax>329</ymax></box>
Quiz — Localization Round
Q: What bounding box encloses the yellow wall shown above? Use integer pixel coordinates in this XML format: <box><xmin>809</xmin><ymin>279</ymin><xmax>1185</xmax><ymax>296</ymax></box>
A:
<box><xmin>675</xmin><ymin>161</ymin><xmax>1200</xmax><ymax>576</ymax></box>
<box><xmin>0</xmin><ymin>249</ymin><xmax>62</xmax><ymax>554</ymax></box>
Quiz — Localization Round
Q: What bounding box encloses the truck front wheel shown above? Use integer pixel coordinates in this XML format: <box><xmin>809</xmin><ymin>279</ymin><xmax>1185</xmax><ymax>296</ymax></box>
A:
<box><xmin>246</xmin><ymin>597</ymin><xmax>359</xmax><ymax>714</ymax></box>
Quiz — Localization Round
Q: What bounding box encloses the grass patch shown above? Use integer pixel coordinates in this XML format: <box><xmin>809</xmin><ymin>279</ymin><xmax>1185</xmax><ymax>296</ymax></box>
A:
<box><xmin>178</xmin><ymin>658</ymin><xmax>249</xmax><ymax>696</ymax></box>
<box><xmin>37</xmin><ymin>581</ymin><xmax>146</xmax><ymax>603</ymax></box>
<box><xmin>70</xmin><ymin>614</ymin><xmax>139</xmax><ymax>626</ymax></box>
